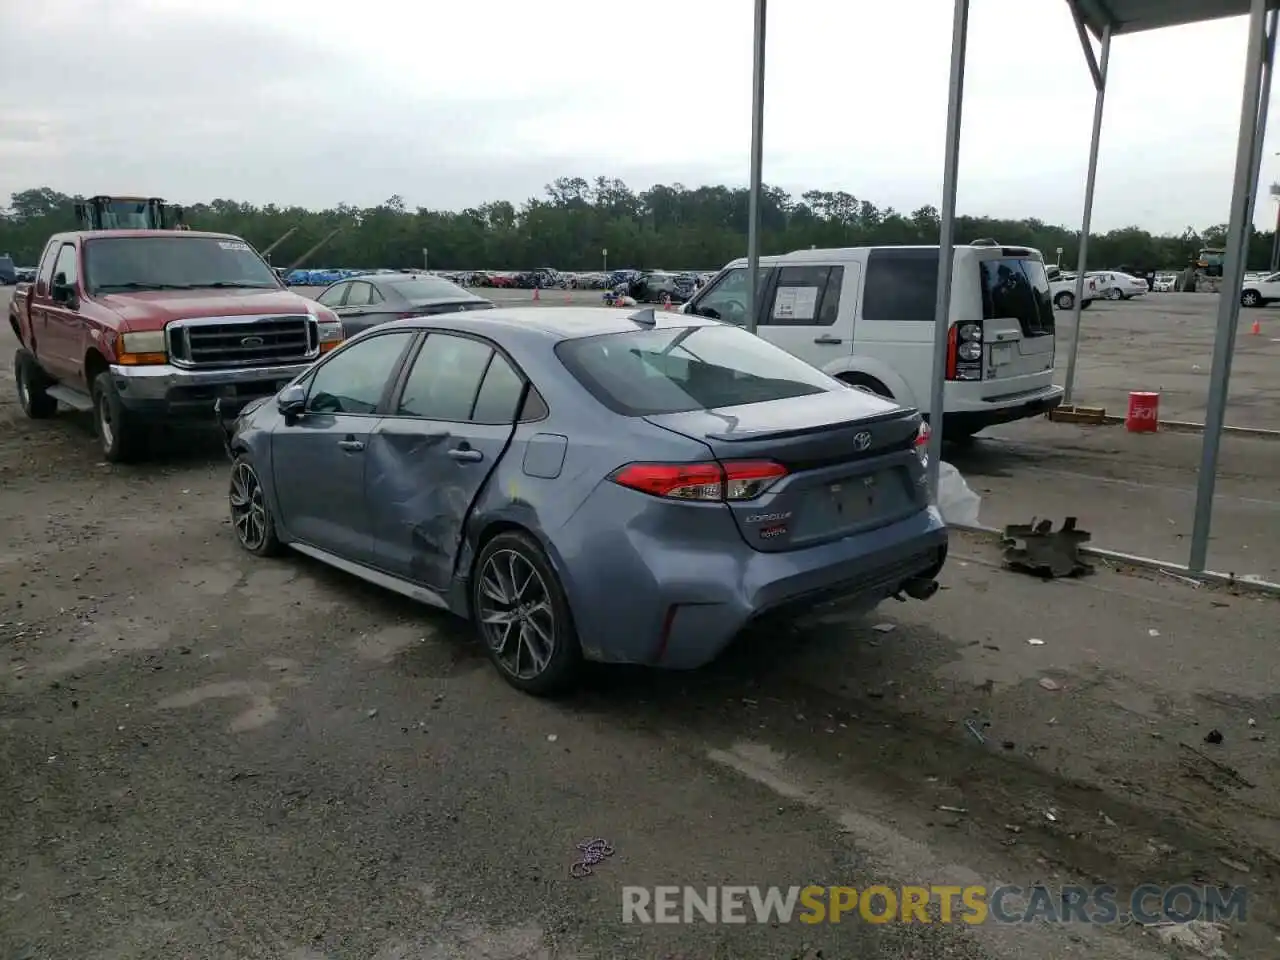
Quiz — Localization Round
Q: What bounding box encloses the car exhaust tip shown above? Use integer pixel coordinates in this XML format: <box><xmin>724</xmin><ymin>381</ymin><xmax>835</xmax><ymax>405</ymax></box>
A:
<box><xmin>902</xmin><ymin>578</ymin><xmax>940</xmax><ymax>601</ymax></box>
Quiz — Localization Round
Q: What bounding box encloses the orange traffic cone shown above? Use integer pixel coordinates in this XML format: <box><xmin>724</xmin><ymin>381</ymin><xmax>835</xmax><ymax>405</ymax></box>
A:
<box><xmin>532</xmin><ymin>287</ymin><xmax>540</xmax><ymax>302</ymax></box>
<box><xmin>1251</xmin><ymin>318</ymin><xmax>1261</xmax><ymax>335</ymax></box>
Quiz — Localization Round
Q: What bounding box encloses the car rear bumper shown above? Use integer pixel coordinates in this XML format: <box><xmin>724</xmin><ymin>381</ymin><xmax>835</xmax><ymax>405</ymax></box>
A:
<box><xmin>557</xmin><ymin>496</ymin><xmax>948</xmax><ymax>670</ymax></box>
<box><xmin>941</xmin><ymin>384</ymin><xmax>1064</xmax><ymax>435</ymax></box>
<box><xmin>109</xmin><ymin>361</ymin><xmax>309</xmax><ymax>421</ymax></box>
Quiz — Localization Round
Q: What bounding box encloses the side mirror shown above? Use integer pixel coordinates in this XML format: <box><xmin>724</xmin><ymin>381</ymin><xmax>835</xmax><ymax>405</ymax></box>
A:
<box><xmin>277</xmin><ymin>383</ymin><xmax>307</xmax><ymax>416</ymax></box>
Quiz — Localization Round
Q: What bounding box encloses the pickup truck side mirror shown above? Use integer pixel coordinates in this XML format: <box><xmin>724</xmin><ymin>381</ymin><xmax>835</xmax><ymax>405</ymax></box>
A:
<box><xmin>277</xmin><ymin>384</ymin><xmax>307</xmax><ymax>417</ymax></box>
<box><xmin>51</xmin><ymin>275</ymin><xmax>77</xmax><ymax>306</ymax></box>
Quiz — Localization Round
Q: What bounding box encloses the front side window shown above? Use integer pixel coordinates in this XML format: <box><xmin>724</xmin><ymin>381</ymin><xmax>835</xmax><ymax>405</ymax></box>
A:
<box><xmin>396</xmin><ymin>334</ymin><xmax>494</xmax><ymax>421</ymax></box>
<box><xmin>689</xmin><ymin>267</ymin><xmax>774</xmax><ymax>324</ymax></box>
<box><xmin>764</xmin><ymin>265</ymin><xmax>845</xmax><ymax>327</ymax></box>
<box><xmin>82</xmin><ymin>236</ymin><xmax>279</xmax><ymax>292</ymax></box>
<box><xmin>52</xmin><ymin>243</ymin><xmax>79</xmax><ymax>287</ymax></box>
<box><xmin>306</xmin><ymin>332</ymin><xmax>413</xmax><ymax>415</ymax></box>
<box><xmin>555</xmin><ymin>323</ymin><xmax>837</xmax><ymax>416</ymax></box>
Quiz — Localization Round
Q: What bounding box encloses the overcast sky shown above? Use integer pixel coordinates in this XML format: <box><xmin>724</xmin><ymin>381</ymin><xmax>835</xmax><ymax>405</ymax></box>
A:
<box><xmin>2</xmin><ymin>0</ymin><xmax>1277</xmax><ymax>234</ymax></box>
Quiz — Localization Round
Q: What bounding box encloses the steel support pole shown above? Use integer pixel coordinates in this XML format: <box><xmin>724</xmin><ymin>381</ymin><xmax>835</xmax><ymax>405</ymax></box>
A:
<box><xmin>1061</xmin><ymin>23</ymin><xmax>1111</xmax><ymax>405</ymax></box>
<box><xmin>745</xmin><ymin>0</ymin><xmax>767</xmax><ymax>334</ymax></box>
<box><xmin>1189</xmin><ymin>0</ymin><xmax>1272</xmax><ymax>573</ymax></box>
<box><xmin>925</xmin><ymin>0</ymin><xmax>969</xmax><ymax>497</ymax></box>
<box><xmin>1248</xmin><ymin>9</ymin><xmax>1279</xmax><ymax>223</ymax></box>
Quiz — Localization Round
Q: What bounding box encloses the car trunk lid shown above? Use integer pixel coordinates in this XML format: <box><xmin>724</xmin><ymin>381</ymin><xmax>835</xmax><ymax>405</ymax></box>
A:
<box><xmin>645</xmin><ymin>389</ymin><xmax>928</xmax><ymax>552</ymax></box>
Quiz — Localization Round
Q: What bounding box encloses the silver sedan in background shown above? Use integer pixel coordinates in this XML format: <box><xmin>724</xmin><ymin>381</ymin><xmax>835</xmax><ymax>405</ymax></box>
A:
<box><xmin>221</xmin><ymin>307</ymin><xmax>948</xmax><ymax>695</ymax></box>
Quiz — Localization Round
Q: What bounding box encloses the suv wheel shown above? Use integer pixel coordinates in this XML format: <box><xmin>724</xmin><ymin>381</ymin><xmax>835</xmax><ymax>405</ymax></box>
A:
<box><xmin>1242</xmin><ymin>289</ymin><xmax>1262</xmax><ymax>307</ymax></box>
<box><xmin>14</xmin><ymin>351</ymin><xmax>57</xmax><ymax>419</ymax></box>
<box><xmin>91</xmin><ymin>372</ymin><xmax>148</xmax><ymax>463</ymax></box>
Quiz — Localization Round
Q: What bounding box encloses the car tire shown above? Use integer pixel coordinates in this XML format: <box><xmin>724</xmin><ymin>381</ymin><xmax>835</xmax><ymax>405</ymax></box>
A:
<box><xmin>1107</xmin><ymin>287</ymin><xmax>1123</xmax><ymax>300</ymax></box>
<box><xmin>1242</xmin><ymin>290</ymin><xmax>1262</xmax><ymax>307</ymax></box>
<box><xmin>14</xmin><ymin>350</ymin><xmax>58</xmax><ymax>419</ymax></box>
<box><xmin>837</xmin><ymin>373</ymin><xmax>893</xmax><ymax>399</ymax></box>
<box><xmin>91</xmin><ymin>372</ymin><xmax>148</xmax><ymax>463</ymax></box>
<box><xmin>472</xmin><ymin>530</ymin><xmax>582</xmax><ymax>697</ymax></box>
<box><xmin>229</xmin><ymin>454</ymin><xmax>284</xmax><ymax>556</ymax></box>
<box><xmin>1054</xmin><ymin>291</ymin><xmax>1074</xmax><ymax>310</ymax></box>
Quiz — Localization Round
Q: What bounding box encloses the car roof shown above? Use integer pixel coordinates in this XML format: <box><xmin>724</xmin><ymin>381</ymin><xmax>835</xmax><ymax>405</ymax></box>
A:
<box><xmin>58</xmin><ymin>229</ymin><xmax>242</xmax><ymax>242</ymax></box>
<box><xmin>389</xmin><ymin>306</ymin><xmax>718</xmax><ymax>341</ymax></box>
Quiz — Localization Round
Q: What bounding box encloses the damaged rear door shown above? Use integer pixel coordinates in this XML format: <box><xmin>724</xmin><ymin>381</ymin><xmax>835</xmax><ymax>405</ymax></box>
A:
<box><xmin>365</xmin><ymin>332</ymin><xmax>521</xmax><ymax>590</ymax></box>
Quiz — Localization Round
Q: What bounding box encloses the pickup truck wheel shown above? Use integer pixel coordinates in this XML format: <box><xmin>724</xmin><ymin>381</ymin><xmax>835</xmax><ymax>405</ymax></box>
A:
<box><xmin>91</xmin><ymin>372</ymin><xmax>148</xmax><ymax>463</ymax></box>
<box><xmin>1054</xmin><ymin>291</ymin><xmax>1074</xmax><ymax>310</ymax></box>
<box><xmin>229</xmin><ymin>456</ymin><xmax>283</xmax><ymax>556</ymax></box>
<box><xmin>14</xmin><ymin>351</ymin><xmax>58</xmax><ymax>419</ymax></box>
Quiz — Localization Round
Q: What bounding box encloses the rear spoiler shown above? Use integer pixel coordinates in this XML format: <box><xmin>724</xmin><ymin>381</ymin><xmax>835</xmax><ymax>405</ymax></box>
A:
<box><xmin>702</xmin><ymin>407</ymin><xmax>914</xmax><ymax>443</ymax></box>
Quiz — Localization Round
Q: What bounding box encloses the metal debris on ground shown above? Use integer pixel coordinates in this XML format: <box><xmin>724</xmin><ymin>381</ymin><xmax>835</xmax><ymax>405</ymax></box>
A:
<box><xmin>570</xmin><ymin>838</ymin><xmax>614</xmax><ymax>878</ymax></box>
<box><xmin>1038</xmin><ymin>678</ymin><xmax>1061</xmax><ymax>691</ymax></box>
<box><xmin>1001</xmin><ymin>518</ymin><xmax>1094</xmax><ymax>579</ymax></box>
<box><xmin>963</xmin><ymin>719</ymin><xmax>987</xmax><ymax>744</ymax></box>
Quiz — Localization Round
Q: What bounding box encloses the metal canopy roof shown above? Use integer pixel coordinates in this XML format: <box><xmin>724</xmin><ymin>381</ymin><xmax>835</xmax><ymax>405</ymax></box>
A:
<box><xmin>1074</xmin><ymin>0</ymin><xmax>1277</xmax><ymax>37</ymax></box>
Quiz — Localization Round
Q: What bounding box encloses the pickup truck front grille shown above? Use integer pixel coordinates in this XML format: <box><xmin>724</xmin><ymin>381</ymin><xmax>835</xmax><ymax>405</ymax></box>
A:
<box><xmin>167</xmin><ymin>315</ymin><xmax>318</xmax><ymax>368</ymax></box>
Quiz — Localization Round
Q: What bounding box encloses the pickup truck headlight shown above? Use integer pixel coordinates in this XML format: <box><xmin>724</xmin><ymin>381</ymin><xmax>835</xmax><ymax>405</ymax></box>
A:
<box><xmin>317</xmin><ymin>318</ymin><xmax>344</xmax><ymax>353</ymax></box>
<box><xmin>117</xmin><ymin>331</ymin><xmax>168</xmax><ymax>366</ymax></box>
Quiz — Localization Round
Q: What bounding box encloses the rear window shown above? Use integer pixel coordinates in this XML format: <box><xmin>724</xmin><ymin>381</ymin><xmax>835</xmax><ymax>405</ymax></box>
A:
<box><xmin>862</xmin><ymin>249</ymin><xmax>939</xmax><ymax>322</ymax></box>
<box><xmin>554</xmin><ymin>324</ymin><xmax>837</xmax><ymax>416</ymax></box>
<box><xmin>980</xmin><ymin>258</ymin><xmax>1055</xmax><ymax>338</ymax></box>
<box><xmin>386</xmin><ymin>277</ymin><xmax>469</xmax><ymax>300</ymax></box>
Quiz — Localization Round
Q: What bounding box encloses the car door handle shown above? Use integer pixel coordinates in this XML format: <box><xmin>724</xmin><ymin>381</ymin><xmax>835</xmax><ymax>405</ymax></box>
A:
<box><xmin>448</xmin><ymin>447</ymin><xmax>483</xmax><ymax>462</ymax></box>
<box><xmin>338</xmin><ymin>438</ymin><xmax>365</xmax><ymax>452</ymax></box>
<box><xmin>814</xmin><ymin>335</ymin><xmax>843</xmax><ymax>344</ymax></box>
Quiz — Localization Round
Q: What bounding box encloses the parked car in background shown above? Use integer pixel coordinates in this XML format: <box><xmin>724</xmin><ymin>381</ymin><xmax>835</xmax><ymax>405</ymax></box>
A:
<box><xmin>682</xmin><ymin>243</ymin><xmax>1063</xmax><ymax>442</ymax></box>
<box><xmin>14</xmin><ymin>266</ymin><xmax>36</xmax><ymax>283</ymax></box>
<box><xmin>629</xmin><ymin>271</ymin><xmax>691</xmax><ymax>304</ymax></box>
<box><xmin>1240</xmin><ymin>271</ymin><xmax>1280</xmax><ymax>307</ymax></box>
<box><xmin>1089</xmin><ymin>271</ymin><xmax>1148</xmax><ymax>300</ymax></box>
<box><xmin>314</xmin><ymin>272</ymin><xmax>494</xmax><ymax>336</ymax></box>
<box><xmin>1046</xmin><ymin>268</ymin><xmax>1097</xmax><ymax>310</ymax></box>
<box><xmin>221</xmin><ymin>307</ymin><xmax>947</xmax><ymax>695</ymax></box>
<box><xmin>1153</xmin><ymin>272</ymin><xmax>1179</xmax><ymax>292</ymax></box>
<box><xmin>0</xmin><ymin>255</ymin><xmax>16</xmax><ymax>285</ymax></box>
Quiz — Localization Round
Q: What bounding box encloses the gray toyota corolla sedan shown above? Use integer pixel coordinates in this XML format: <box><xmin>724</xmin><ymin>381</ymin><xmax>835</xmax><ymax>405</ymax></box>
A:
<box><xmin>221</xmin><ymin>307</ymin><xmax>947</xmax><ymax>695</ymax></box>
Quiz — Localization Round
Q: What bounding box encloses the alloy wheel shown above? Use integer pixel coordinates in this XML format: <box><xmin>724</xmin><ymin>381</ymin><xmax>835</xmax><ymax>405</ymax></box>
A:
<box><xmin>229</xmin><ymin>461</ymin><xmax>269</xmax><ymax>551</ymax></box>
<box><xmin>476</xmin><ymin>549</ymin><xmax>555</xmax><ymax>680</ymax></box>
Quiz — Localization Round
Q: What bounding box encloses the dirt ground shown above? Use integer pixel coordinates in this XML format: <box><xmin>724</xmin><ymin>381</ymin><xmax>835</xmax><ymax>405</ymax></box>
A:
<box><xmin>3</xmin><ymin>295</ymin><xmax>1280</xmax><ymax>959</ymax></box>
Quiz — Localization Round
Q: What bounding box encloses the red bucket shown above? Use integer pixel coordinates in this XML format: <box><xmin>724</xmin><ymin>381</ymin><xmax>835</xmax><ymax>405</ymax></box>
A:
<box><xmin>1125</xmin><ymin>392</ymin><xmax>1159</xmax><ymax>433</ymax></box>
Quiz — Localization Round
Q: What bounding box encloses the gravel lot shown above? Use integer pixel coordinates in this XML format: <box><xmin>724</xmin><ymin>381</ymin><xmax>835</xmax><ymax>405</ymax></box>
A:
<box><xmin>3</xmin><ymin>286</ymin><xmax>1279</xmax><ymax>958</ymax></box>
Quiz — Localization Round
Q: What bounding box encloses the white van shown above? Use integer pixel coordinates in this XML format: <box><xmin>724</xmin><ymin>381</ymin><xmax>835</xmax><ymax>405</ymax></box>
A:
<box><xmin>681</xmin><ymin>244</ymin><xmax>1065</xmax><ymax>441</ymax></box>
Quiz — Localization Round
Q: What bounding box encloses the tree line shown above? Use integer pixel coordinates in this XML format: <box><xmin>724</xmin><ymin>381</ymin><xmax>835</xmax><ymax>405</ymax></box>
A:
<box><xmin>2</xmin><ymin>179</ymin><xmax>1274</xmax><ymax>274</ymax></box>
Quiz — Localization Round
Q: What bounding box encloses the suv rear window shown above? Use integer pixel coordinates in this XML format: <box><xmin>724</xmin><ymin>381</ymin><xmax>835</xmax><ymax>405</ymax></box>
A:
<box><xmin>862</xmin><ymin>249</ymin><xmax>939</xmax><ymax>322</ymax></box>
<box><xmin>554</xmin><ymin>324</ymin><xmax>836</xmax><ymax>416</ymax></box>
<box><xmin>980</xmin><ymin>258</ymin><xmax>1055</xmax><ymax>338</ymax></box>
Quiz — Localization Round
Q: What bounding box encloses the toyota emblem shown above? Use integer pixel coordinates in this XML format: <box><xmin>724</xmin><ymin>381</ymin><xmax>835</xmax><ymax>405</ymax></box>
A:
<box><xmin>852</xmin><ymin>431</ymin><xmax>873</xmax><ymax>452</ymax></box>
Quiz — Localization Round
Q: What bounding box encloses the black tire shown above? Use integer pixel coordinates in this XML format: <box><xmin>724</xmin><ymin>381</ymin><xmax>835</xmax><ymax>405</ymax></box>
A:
<box><xmin>1106</xmin><ymin>287</ymin><xmax>1123</xmax><ymax>301</ymax></box>
<box><xmin>837</xmin><ymin>373</ymin><xmax>893</xmax><ymax>399</ymax></box>
<box><xmin>229</xmin><ymin>455</ymin><xmax>284</xmax><ymax>556</ymax></box>
<box><xmin>1242</xmin><ymin>289</ymin><xmax>1262</xmax><ymax>307</ymax></box>
<box><xmin>91</xmin><ymin>372</ymin><xmax>148</xmax><ymax>463</ymax></box>
<box><xmin>1054</xmin><ymin>291</ymin><xmax>1074</xmax><ymax>310</ymax></box>
<box><xmin>471</xmin><ymin>531</ymin><xmax>582</xmax><ymax>697</ymax></box>
<box><xmin>14</xmin><ymin>350</ymin><xmax>58</xmax><ymax>419</ymax></box>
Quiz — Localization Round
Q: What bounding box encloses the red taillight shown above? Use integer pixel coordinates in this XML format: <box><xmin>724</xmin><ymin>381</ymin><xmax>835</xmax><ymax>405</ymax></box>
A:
<box><xmin>916</xmin><ymin>421</ymin><xmax>930</xmax><ymax>448</ymax></box>
<box><xmin>610</xmin><ymin>460</ymin><xmax>787</xmax><ymax>501</ymax></box>
<box><xmin>945</xmin><ymin>325</ymin><xmax>959</xmax><ymax>381</ymax></box>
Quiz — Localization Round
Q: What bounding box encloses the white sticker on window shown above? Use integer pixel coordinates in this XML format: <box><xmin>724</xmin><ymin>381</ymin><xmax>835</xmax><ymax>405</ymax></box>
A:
<box><xmin>218</xmin><ymin>240</ymin><xmax>250</xmax><ymax>252</ymax></box>
<box><xmin>773</xmin><ymin>286</ymin><xmax>819</xmax><ymax>321</ymax></box>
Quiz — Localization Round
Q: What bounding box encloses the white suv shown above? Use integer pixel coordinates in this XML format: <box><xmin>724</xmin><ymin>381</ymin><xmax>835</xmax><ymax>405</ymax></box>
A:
<box><xmin>1240</xmin><ymin>271</ymin><xmax>1280</xmax><ymax>306</ymax></box>
<box><xmin>682</xmin><ymin>244</ymin><xmax>1065</xmax><ymax>441</ymax></box>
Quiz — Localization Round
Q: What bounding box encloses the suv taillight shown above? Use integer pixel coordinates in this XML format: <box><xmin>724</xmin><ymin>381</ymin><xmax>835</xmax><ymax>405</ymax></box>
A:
<box><xmin>946</xmin><ymin>321</ymin><xmax>984</xmax><ymax>381</ymax></box>
<box><xmin>611</xmin><ymin>461</ymin><xmax>786</xmax><ymax>501</ymax></box>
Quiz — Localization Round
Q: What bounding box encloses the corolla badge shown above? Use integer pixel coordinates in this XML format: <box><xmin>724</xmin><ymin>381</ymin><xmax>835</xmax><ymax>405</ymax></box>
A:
<box><xmin>852</xmin><ymin>431</ymin><xmax>873</xmax><ymax>451</ymax></box>
<box><xmin>240</xmin><ymin>335</ymin><xmax>265</xmax><ymax>347</ymax></box>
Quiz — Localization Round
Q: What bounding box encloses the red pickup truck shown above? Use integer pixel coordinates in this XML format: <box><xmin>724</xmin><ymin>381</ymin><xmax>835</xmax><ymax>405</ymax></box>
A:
<box><xmin>9</xmin><ymin>229</ymin><xmax>344</xmax><ymax>462</ymax></box>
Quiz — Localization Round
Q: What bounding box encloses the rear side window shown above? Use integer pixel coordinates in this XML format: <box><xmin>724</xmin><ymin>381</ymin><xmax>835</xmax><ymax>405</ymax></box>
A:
<box><xmin>764</xmin><ymin>266</ymin><xmax>845</xmax><ymax>326</ymax></box>
<box><xmin>981</xmin><ymin>258</ymin><xmax>1055</xmax><ymax>338</ymax></box>
<box><xmin>555</xmin><ymin>323</ymin><xmax>836</xmax><ymax>416</ymax></box>
<box><xmin>862</xmin><ymin>249</ymin><xmax>939</xmax><ymax>322</ymax></box>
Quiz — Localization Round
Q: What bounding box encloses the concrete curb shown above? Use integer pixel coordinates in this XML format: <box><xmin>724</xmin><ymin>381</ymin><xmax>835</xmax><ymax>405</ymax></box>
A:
<box><xmin>950</xmin><ymin>522</ymin><xmax>1280</xmax><ymax>598</ymax></box>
